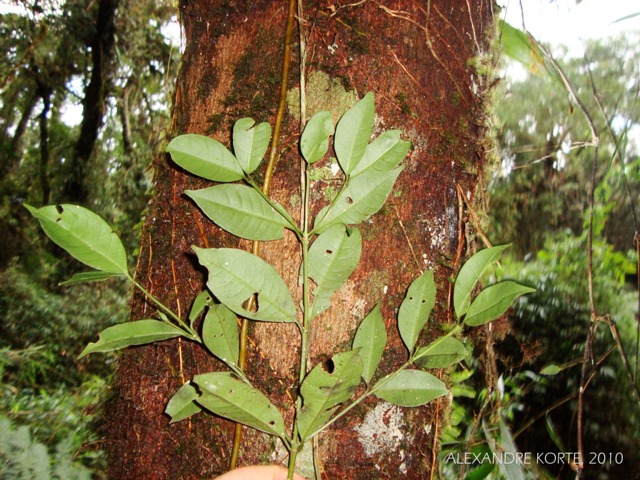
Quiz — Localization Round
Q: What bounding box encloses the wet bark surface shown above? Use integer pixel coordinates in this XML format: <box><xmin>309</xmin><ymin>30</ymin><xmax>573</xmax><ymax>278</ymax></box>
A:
<box><xmin>104</xmin><ymin>1</ymin><xmax>496</xmax><ymax>478</ymax></box>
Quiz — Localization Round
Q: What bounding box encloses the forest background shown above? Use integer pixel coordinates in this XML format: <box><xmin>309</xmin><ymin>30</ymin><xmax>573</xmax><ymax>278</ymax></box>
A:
<box><xmin>0</xmin><ymin>0</ymin><xmax>638</xmax><ymax>479</ymax></box>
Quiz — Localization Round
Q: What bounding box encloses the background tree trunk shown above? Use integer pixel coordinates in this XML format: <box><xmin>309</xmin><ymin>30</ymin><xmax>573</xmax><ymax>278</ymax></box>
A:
<box><xmin>104</xmin><ymin>1</ymin><xmax>496</xmax><ymax>478</ymax></box>
<box><xmin>63</xmin><ymin>0</ymin><xmax>119</xmax><ymax>204</ymax></box>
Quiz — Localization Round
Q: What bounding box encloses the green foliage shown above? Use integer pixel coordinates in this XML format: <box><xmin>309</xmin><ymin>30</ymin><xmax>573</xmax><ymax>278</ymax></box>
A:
<box><xmin>79</xmin><ymin>320</ymin><xmax>186</xmax><ymax>358</ymax></box>
<box><xmin>201</xmin><ymin>304</ymin><xmax>240</xmax><ymax>369</ymax></box>
<box><xmin>0</xmin><ymin>416</ymin><xmax>92</xmax><ymax>480</ymax></box>
<box><xmin>442</xmin><ymin>232</ymin><xmax>638</xmax><ymax>480</ymax></box>
<box><xmin>29</xmin><ymin>94</ymin><xmax>534</xmax><ymax>478</ymax></box>
<box><xmin>0</xmin><ymin>263</ymin><xmax>127</xmax><ymax>387</ymax></box>
<box><xmin>164</xmin><ymin>382</ymin><xmax>201</xmax><ymax>424</ymax></box>
<box><xmin>454</xmin><ymin>244</ymin><xmax>510</xmax><ymax>318</ymax></box>
<box><xmin>499</xmin><ymin>234</ymin><xmax>638</xmax><ymax>478</ymax></box>
<box><xmin>313</xmin><ymin>167</ymin><xmax>404</xmax><ymax>232</ymax></box>
<box><xmin>232</xmin><ymin>118</ymin><xmax>272</xmax><ymax>174</ymax></box>
<box><xmin>351</xmin><ymin>305</ymin><xmax>386</xmax><ymax>384</ymax></box>
<box><xmin>1</xmin><ymin>3</ymin><xmax>180</xmax><ymax>478</ymax></box>
<box><xmin>185</xmin><ymin>185</ymin><xmax>291</xmax><ymax>240</ymax></box>
<box><xmin>194</xmin><ymin>372</ymin><xmax>288</xmax><ymax>440</ymax></box>
<box><xmin>296</xmin><ymin>350</ymin><xmax>363</xmax><ymax>441</ymax></box>
<box><xmin>0</xmin><ymin>376</ymin><xmax>108</xmax><ymax>478</ymax></box>
<box><xmin>308</xmin><ymin>224</ymin><xmax>362</xmax><ymax>318</ymax></box>
<box><xmin>167</xmin><ymin>134</ymin><xmax>246</xmax><ymax>182</ymax></box>
<box><xmin>25</xmin><ymin>205</ymin><xmax>129</xmax><ymax>276</ymax></box>
<box><xmin>398</xmin><ymin>270</ymin><xmax>436</xmax><ymax>354</ymax></box>
<box><xmin>492</xmin><ymin>33</ymin><xmax>640</xmax><ymax>256</ymax></box>
<box><xmin>463</xmin><ymin>281</ymin><xmax>535</xmax><ymax>327</ymax></box>
<box><xmin>414</xmin><ymin>337</ymin><xmax>468</xmax><ymax>369</ymax></box>
<box><xmin>300</xmin><ymin>111</ymin><xmax>334</xmax><ymax>164</ymax></box>
<box><xmin>194</xmin><ymin>247</ymin><xmax>298</xmax><ymax>323</ymax></box>
<box><xmin>374</xmin><ymin>370</ymin><xmax>448</xmax><ymax>407</ymax></box>
<box><xmin>499</xmin><ymin>20</ymin><xmax>559</xmax><ymax>81</ymax></box>
<box><xmin>334</xmin><ymin>92</ymin><xmax>375</xmax><ymax>174</ymax></box>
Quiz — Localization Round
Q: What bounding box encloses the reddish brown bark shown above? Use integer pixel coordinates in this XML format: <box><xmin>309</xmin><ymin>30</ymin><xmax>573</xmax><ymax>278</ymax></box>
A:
<box><xmin>104</xmin><ymin>1</ymin><xmax>496</xmax><ymax>478</ymax></box>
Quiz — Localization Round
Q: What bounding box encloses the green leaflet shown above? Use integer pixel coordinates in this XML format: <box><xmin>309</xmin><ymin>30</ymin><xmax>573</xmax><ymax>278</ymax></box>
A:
<box><xmin>202</xmin><ymin>303</ymin><xmax>240</xmax><ymax>369</ymax></box>
<box><xmin>540</xmin><ymin>364</ymin><xmax>562</xmax><ymax>376</ymax></box>
<box><xmin>60</xmin><ymin>271</ymin><xmax>125</xmax><ymax>286</ymax></box>
<box><xmin>463</xmin><ymin>281</ymin><xmax>535</xmax><ymax>327</ymax></box>
<box><xmin>296</xmin><ymin>350</ymin><xmax>363</xmax><ymax>441</ymax></box>
<box><xmin>189</xmin><ymin>290</ymin><xmax>213</xmax><ymax>327</ymax></box>
<box><xmin>465</xmin><ymin>460</ymin><xmax>496</xmax><ymax>480</ymax></box>
<box><xmin>300</xmin><ymin>111</ymin><xmax>334</xmax><ymax>164</ymax></box>
<box><xmin>165</xmin><ymin>382</ymin><xmax>201</xmax><ymax>423</ymax></box>
<box><xmin>79</xmin><ymin>319</ymin><xmax>185</xmax><ymax>358</ymax></box>
<box><xmin>545</xmin><ymin>415</ymin><xmax>566</xmax><ymax>452</ymax></box>
<box><xmin>167</xmin><ymin>134</ymin><xmax>244</xmax><ymax>182</ymax></box>
<box><xmin>232</xmin><ymin>118</ymin><xmax>271</xmax><ymax>174</ymax></box>
<box><xmin>308</xmin><ymin>224</ymin><xmax>362</xmax><ymax>318</ymax></box>
<box><xmin>194</xmin><ymin>247</ymin><xmax>297</xmax><ymax>323</ymax></box>
<box><xmin>398</xmin><ymin>271</ymin><xmax>436</xmax><ymax>354</ymax></box>
<box><xmin>413</xmin><ymin>336</ymin><xmax>467</xmax><ymax>369</ymax></box>
<box><xmin>194</xmin><ymin>372</ymin><xmax>287</xmax><ymax>440</ymax></box>
<box><xmin>350</xmin><ymin>130</ymin><xmax>411</xmax><ymax>177</ymax></box>
<box><xmin>453</xmin><ymin>245</ymin><xmax>510</xmax><ymax>319</ymax></box>
<box><xmin>313</xmin><ymin>167</ymin><xmax>403</xmax><ymax>232</ymax></box>
<box><xmin>499</xmin><ymin>20</ymin><xmax>560</xmax><ymax>83</ymax></box>
<box><xmin>25</xmin><ymin>204</ymin><xmax>128</xmax><ymax>275</ymax></box>
<box><xmin>186</xmin><ymin>184</ymin><xmax>290</xmax><ymax>241</ymax></box>
<box><xmin>374</xmin><ymin>369</ymin><xmax>447</xmax><ymax>407</ymax></box>
<box><xmin>485</xmin><ymin>419</ymin><xmax>526</xmax><ymax>480</ymax></box>
<box><xmin>352</xmin><ymin>305</ymin><xmax>387</xmax><ymax>384</ymax></box>
<box><xmin>334</xmin><ymin>92</ymin><xmax>374</xmax><ymax>175</ymax></box>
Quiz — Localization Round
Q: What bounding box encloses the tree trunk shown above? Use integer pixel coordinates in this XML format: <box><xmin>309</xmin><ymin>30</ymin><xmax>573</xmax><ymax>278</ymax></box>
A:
<box><xmin>63</xmin><ymin>0</ymin><xmax>119</xmax><ymax>204</ymax></box>
<box><xmin>104</xmin><ymin>1</ymin><xmax>496</xmax><ymax>478</ymax></box>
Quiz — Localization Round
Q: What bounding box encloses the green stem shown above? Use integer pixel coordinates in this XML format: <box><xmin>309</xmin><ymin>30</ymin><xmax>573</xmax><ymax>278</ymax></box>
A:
<box><xmin>287</xmin><ymin>444</ymin><xmax>301</xmax><ymax>480</ymax></box>
<box><xmin>297</xmin><ymin>149</ymin><xmax>313</xmax><ymax>388</ymax></box>
<box><xmin>128</xmin><ymin>275</ymin><xmax>199</xmax><ymax>341</ymax></box>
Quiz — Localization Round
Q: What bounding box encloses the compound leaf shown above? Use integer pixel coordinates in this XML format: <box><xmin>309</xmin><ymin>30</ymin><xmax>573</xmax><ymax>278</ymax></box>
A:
<box><xmin>374</xmin><ymin>369</ymin><xmax>447</xmax><ymax>407</ymax></box>
<box><xmin>186</xmin><ymin>185</ymin><xmax>290</xmax><ymax>241</ymax></box>
<box><xmin>26</xmin><ymin>204</ymin><xmax>128</xmax><ymax>275</ymax></box>
<box><xmin>297</xmin><ymin>350</ymin><xmax>363</xmax><ymax>441</ymax></box>
<box><xmin>79</xmin><ymin>320</ymin><xmax>185</xmax><ymax>358</ymax></box>
<box><xmin>232</xmin><ymin>118</ymin><xmax>271</xmax><ymax>174</ymax></box>
<box><xmin>308</xmin><ymin>224</ymin><xmax>362</xmax><ymax>318</ymax></box>
<box><xmin>398</xmin><ymin>271</ymin><xmax>436</xmax><ymax>354</ymax></box>
<box><xmin>352</xmin><ymin>305</ymin><xmax>387</xmax><ymax>384</ymax></box>
<box><xmin>194</xmin><ymin>247</ymin><xmax>297</xmax><ymax>323</ymax></box>
<box><xmin>167</xmin><ymin>134</ymin><xmax>244</xmax><ymax>182</ymax></box>
<box><xmin>194</xmin><ymin>372</ymin><xmax>287</xmax><ymax>440</ymax></box>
